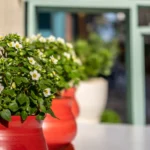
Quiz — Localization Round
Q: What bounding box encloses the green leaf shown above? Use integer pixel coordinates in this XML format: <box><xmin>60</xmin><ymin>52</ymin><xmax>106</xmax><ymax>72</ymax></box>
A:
<box><xmin>29</xmin><ymin>96</ymin><xmax>38</xmax><ymax>105</ymax></box>
<box><xmin>14</xmin><ymin>77</ymin><xmax>28</xmax><ymax>85</ymax></box>
<box><xmin>3</xmin><ymin>97</ymin><xmax>11</xmax><ymax>103</ymax></box>
<box><xmin>9</xmin><ymin>101</ymin><xmax>19</xmax><ymax>112</ymax></box>
<box><xmin>5</xmin><ymin>72</ymin><xmax>12</xmax><ymax>80</ymax></box>
<box><xmin>21</xmin><ymin>111</ymin><xmax>28</xmax><ymax>121</ymax></box>
<box><xmin>33</xmin><ymin>56</ymin><xmax>43</xmax><ymax>65</ymax></box>
<box><xmin>47</xmin><ymin>108</ymin><xmax>58</xmax><ymax>119</ymax></box>
<box><xmin>38</xmin><ymin>83</ymin><xmax>47</xmax><ymax>90</ymax></box>
<box><xmin>13</xmin><ymin>77</ymin><xmax>22</xmax><ymax>85</ymax></box>
<box><xmin>19</xmin><ymin>67</ymin><xmax>29</xmax><ymax>73</ymax></box>
<box><xmin>55</xmin><ymin>66</ymin><xmax>63</xmax><ymax>73</ymax></box>
<box><xmin>21</xmin><ymin>77</ymin><xmax>28</xmax><ymax>83</ymax></box>
<box><xmin>2</xmin><ymin>89</ymin><xmax>16</xmax><ymax>97</ymax></box>
<box><xmin>40</xmin><ymin>105</ymin><xmax>46</xmax><ymax>113</ymax></box>
<box><xmin>17</xmin><ymin>93</ymin><xmax>29</xmax><ymax>105</ymax></box>
<box><xmin>8</xmin><ymin>52</ymin><xmax>16</xmax><ymax>56</ymax></box>
<box><xmin>31</xmin><ymin>91</ymin><xmax>38</xmax><ymax>100</ymax></box>
<box><xmin>38</xmin><ymin>79</ymin><xmax>53</xmax><ymax>90</ymax></box>
<box><xmin>8</xmin><ymin>67</ymin><xmax>19</xmax><ymax>72</ymax></box>
<box><xmin>36</xmin><ymin>112</ymin><xmax>45</xmax><ymax>120</ymax></box>
<box><xmin>37</xmin><ymin>98</ymin><xmax>44</xmax><ymax>105</ymax></box>
<box><xmin>0</xmin><ymin>109</ymin><xmax>11</xmax><ymax>121</ymax></box>
<box><xmin>30</xmin><ymin>107</ymin><xmax>38</xmax><ymax>115</ymax></box>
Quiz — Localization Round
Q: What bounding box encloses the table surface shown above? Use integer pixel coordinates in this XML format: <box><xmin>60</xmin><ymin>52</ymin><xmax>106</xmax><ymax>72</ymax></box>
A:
<box><xmin>72</xmin><ymin>123</ymin><xmax>150</xmax><ymax>150</ymax></box>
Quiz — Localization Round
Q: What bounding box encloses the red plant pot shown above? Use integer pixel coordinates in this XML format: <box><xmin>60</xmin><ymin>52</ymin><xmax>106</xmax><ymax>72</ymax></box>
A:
<box><xmin>0</xmin><ymin>116</ymin><xmax>48</xmax><ymax>150</ymax></box>
<box><xmin>62</xmin><ymin>87</ymin><xmax>80</xmax><ymax>118</ymax></box>
<box><xmin>43</xmin><ymin>97</ymin><xmax>77</xmax><ymax>149</ymax></box>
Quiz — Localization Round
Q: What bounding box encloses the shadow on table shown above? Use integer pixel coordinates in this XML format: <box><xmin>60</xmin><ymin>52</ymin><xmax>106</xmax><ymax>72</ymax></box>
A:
<box><xmin>47</xmin><ymin>143</ymin><xmax>74</xmax><ymax>150</ymax></box>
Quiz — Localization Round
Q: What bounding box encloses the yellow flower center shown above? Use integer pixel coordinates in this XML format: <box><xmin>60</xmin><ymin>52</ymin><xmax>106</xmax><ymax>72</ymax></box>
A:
<box><xmin>30</xmin><ymin>60</ymin><xmax>33</xmax><ymax>63</ymax></box>
<box><xmin>44</xmin><ymin>90</ymin><xmax>48</xmax><ymax>94</ymax></box>
<box><xmin>10</xmin><ymin>43</ymin><xmax>13</xmax><ymax>47</ymax></box>
<box><xmin>33</xmin><ymin>73</ymin><xmax>37</xmax><ymax>78</ymax></box>
<box><xmin>16</xmin><ymin>44</ymin><xmax>19</xmax><ymax>48</ymax></box>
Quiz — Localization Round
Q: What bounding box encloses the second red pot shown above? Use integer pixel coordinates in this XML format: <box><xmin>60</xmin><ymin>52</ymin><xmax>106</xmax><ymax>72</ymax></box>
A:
<box><xmin>43</xmin><ymin>97</ymin><xmax>77</xmax><ymax>149</ymax></box>
<box><xmin>62</xmin><ymin>87</ymin><xmax>80</xmax><ymax>118</ymax></box>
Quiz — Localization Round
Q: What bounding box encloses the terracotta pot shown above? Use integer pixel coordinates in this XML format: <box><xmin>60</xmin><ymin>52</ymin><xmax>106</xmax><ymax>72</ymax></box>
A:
<box><xmin>0</xmin><ymin>116</ymin><xmax>48</xmax><ymax>150</ymax></box>
<box><xmin>62</xmin><ymin>87</ymin><xmax>80</xmax><ymax>117</ymax></box>
<box><xmin>43</xmin><ymin>97</ymin><xmax>77</xmax><ymax>149</ymax></box>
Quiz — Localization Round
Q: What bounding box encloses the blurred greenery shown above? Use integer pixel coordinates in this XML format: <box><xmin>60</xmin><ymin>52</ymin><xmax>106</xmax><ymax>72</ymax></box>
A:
<box><xmin>74</xmin><ymin>33</ymin><xmax>119</xmax><ymax>78</ymax></box>
<box><xmin>100</xmin><ymin>109</ymin><xmax>122</xmax><ymax>123</ymax></box>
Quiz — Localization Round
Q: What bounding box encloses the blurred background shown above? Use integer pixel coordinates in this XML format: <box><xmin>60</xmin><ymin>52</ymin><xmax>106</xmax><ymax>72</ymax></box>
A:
<box><xmin>1</xmin><ymin>0</ymin><xmax>150</xmax><ymax>124</ymax></box>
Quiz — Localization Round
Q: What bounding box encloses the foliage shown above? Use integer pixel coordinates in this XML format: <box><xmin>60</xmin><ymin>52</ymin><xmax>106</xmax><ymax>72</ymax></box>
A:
<box><xmin>100</xmin><ymin>109</ymin><xmax>122</xmax><ymax>123</ymax></box>
<box><xmin>74</xmin><ymin>33</ymin><xmax>118</xmax><ymax>78</ymax></box>
<box><xmin>0</xmin><ymin>34</ymin><xmax>61</xmax><ymax>121</ymax></box>
<box><xmin>27</xmin><ymin>34</ymin><xmax>85</xmax><ymax>92</ymax></box>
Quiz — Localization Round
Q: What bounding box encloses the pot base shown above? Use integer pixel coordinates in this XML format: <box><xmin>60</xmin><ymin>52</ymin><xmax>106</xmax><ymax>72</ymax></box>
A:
<box><xmin>0</xmin><ymin>116</ymin><xmax>48</xmax><ymax>150</ymax></box>
<box><xmin>47</xmin><ymin>143</ymin><xmax>74</xmax><ymax>150</ymax></box>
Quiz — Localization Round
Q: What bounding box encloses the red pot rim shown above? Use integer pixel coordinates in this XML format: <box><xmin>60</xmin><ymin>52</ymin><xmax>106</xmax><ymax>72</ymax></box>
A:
<box><xmin>53</xmin><ymin>97</ymin><xmax>71</xmax><ymax>101</ymax></box>
<box><xmin>0</xmin><ymin>116</ymin><xmax>37</xmax><ymax>122</ymax></box>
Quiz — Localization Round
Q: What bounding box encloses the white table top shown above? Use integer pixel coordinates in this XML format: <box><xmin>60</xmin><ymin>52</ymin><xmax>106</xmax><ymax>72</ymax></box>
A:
<box><xmin>72</xmin><ymin>123</ymin><xmax>150</xmax><ymax>150</ymax></box>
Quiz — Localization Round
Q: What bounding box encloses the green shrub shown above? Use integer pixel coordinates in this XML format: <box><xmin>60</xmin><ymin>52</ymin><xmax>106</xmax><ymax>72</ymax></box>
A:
<box><xmin>101</xmin><ymin>109</ymin><xmax>122</xmax><ymax>123</ymax></box>
<box><xmin>74</xmin><ymin>33</ymin><xmax>118</xmax><ymax>78</ymax></box>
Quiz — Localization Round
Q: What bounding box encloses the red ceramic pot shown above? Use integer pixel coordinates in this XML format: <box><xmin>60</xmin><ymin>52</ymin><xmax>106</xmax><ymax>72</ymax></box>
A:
<box><xmin>0</xmin><ymin>116</ymin><xmax>48</xmax><ymax>150</ymax></box>
<box><xmin>43</xmin><ymin>97</ymin><xmax>77</xmax><ymax>149</ymax></box>
<box><xmin>62</xmin><ymin>87</ymin><xmax>80</xmax><ymax>117</ymax></box>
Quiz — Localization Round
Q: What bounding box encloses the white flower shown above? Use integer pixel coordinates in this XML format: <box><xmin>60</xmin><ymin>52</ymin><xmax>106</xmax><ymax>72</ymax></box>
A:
<box><xmin>43</xmin><ymin>88</ymin><xmax>51</xmax><ymax>97</ymax></box>
<box><xmin>37</xmin><ymin>34</ymin><xmax>42</xmax><ymax>38</ymax></box>
<box><xmin>28</xmin><ymin>57</ymin><xmax>36</xmax><ymax>65</ymax></box>
<box><xmin>73</xmin><ymin>57</ymin><xmax>82</xmax><ymax>65</ymax></box>
<box><xmin>0</xmin><ymin>35</ymin><xmax>4</xmax><ymax>40</ymax></box>
<box><xmin>50</xmin><ymin>55</ymin><xmax>58</xmax><ymax>64</ymax></box>
<box><xmin>48</xmin><ymin>35</ymin><xmax>56</xmax><ymax>42</ymax></box>
<box><xmin>0</xmin><ymin>83</ymin><xmax>4</xmax><ymax>94</ymax></box>
<box><xmin>30</xmin><ymin>70</ymin><xmax>41</xmax><ymax>81</ymax></box>
<box><xmin>63</xmin><ymin>52</ymin><xmax>71</xmax><ymax>59</ymax></box>
<box><xmin>39</xmin><ymin>37</ymin><xmax>46</xmax><ymax>43</ymax></box>
<box><xmin>66</xmin><ymin>43</ymin><xmax>73</xmax><ymax>49</ymax></box>
<box><xmin>71</xmin><ymin>50</ymin><xmax>77</xmax><ymax>57</ymax></box>
<box><xmin>38</xmin><ymin>51</ymin><xmax>44</xmax><ymax>57</ymax></box>
<box><xmin>26</xmin><ymin>38</ymin><xmax>30</xmax><ymax>43</ymax></box>
<box><xmin>57</xmin><ymin>55</ymin><xmax>61</xmax><ymax>60</ymax></box>
<box><xmin>57</xmin><ymin>37</ymin><xmax>65</xmax><ymax>44</ymax></box>
<box><xmin>30</xmin><ymin>35</ymin><xmax>37</xmax><ymax>41</ymax></box>
<box><xmin>37</xmin><ymin>49</ymin><xmax>44</xmax><ymax>57</ymax></box>
<box><xmin>14</xmin><ymin>42</ymin><xmax>22</xmax><ymax>49</ymax></box>
<box><xmin>11</xmin><ymin>82</ymin><xmax>16</xmax><ymax>89</ymax></box>
<box><xmin>8</xmin><ymin>41</ymin><xmax>15</xmax><ymax>47</ymax></box>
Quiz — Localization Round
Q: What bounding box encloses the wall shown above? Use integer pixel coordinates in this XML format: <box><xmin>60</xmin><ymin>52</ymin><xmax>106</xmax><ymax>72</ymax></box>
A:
<box><xmin>0</xmin><ymin>0</ymin><xmax>24</xmax><ymax>35</ymax></box>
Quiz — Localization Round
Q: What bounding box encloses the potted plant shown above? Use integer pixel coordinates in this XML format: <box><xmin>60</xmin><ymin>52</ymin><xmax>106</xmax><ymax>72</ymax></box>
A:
<box><xmin>27</xmin><ymin>34</ymin><xmax>84</xmax><ymax>149</ymax></box>
<box><xmin>74</xmin><ymin>33</ymin><xmax>118</xmax><ymax>123</ymax></box>
<box><xmin>0</xmin><ymin>34</ymin><xmax>61</xmax><ymax>149</ymax></box>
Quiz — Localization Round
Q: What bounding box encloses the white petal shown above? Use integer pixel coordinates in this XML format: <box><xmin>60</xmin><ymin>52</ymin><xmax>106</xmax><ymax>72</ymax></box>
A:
<box><xmin>57</xmin><ymin>37</ymin><xmax>65</xmax><ymax>44</ymax></box>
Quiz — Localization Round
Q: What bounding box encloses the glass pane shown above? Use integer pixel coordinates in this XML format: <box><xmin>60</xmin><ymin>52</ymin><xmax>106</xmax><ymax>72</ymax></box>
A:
<box><xmin>36</xmin><ymin>10</ymin><xmax>127</xmax><ymax>123</ymax></box>
<box><xmin>144</xmin><ymin>35</ymin><xmax>150</xmax><ymax>124</ymax></box>
<box><xmin>37</xmin><ymin>12</ymin><xmax>52</xmax><ymax>37</ymax></box>
<box><xmin>138</xmin><ymin>7</ymin><xmax>150</xmax><ymax>26</ymax></box>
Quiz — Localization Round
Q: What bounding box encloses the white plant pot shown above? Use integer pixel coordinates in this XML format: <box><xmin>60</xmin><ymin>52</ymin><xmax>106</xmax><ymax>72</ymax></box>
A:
<box><xmin>75</xmin><ymin>77</ymin><xmax>108</xmax><ymax>124</ymax></box>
